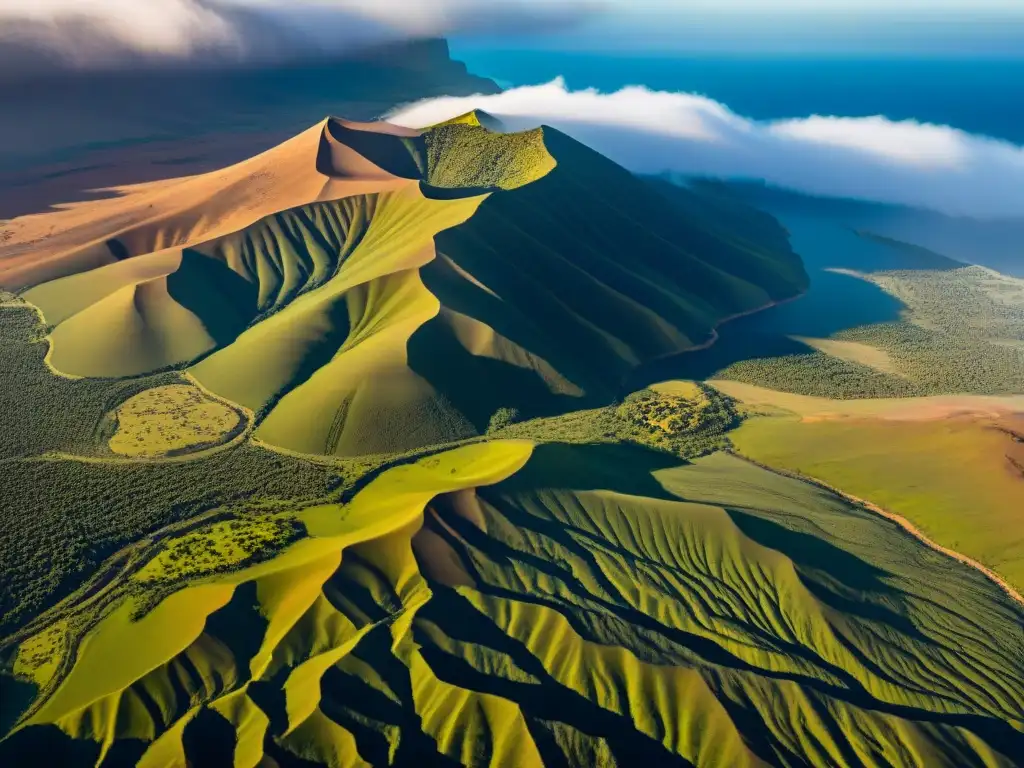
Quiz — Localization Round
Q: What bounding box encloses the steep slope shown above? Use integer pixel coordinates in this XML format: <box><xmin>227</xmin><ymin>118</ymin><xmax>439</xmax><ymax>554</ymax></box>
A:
<box><xmin>1</xmin><ymin>116</ymin><xmax>807</xmax><ymax>458</ymax></box>
<box><xmin>3</xmin><ymin>443</ymin><xmax>1021</xmax><ymax>766</ymax></box>
<box><xmin>2</xmin><ymin>106</ymin><xmax>1023</xmax><ymax>768</ymax></box>
<box><xmin>414</xmin><ymin>123</ymin><xmax>809</xmax><ymax>426</ymax></box>
<box><xmin>4</xmin><ymin>118</ymin><xmax>416</xmax><ymax>292</ymax></box>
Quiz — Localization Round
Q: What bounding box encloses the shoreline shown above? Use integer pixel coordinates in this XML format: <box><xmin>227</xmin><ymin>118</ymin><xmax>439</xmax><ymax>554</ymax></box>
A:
<box><xmin>731</xmin><ymin>452</ymin><xmax>1024</xmax><ymax>610</ymax></box>
<box><xmin>629</xmin><ymin>290</ymin><xmax>807</xmax><ymax>389</ymax></box>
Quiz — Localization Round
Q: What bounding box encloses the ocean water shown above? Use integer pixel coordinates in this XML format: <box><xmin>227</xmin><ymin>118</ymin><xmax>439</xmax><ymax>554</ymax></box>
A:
<box><xmin>453</xmin><ymin>48</ymin><xmax>1024</xmax><ymax>145</ymax></box>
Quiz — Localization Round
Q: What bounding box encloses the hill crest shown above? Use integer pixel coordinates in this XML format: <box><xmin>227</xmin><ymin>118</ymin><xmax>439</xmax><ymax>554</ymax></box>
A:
<box><xmin>2</xmin><ymin>115</ymin><xmax>807</xmax><ymax>457</ymax></box>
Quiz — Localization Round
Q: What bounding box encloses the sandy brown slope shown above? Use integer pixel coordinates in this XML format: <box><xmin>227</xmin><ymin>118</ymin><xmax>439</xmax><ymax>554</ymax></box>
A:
<box><xmin>0</xmin><ymin>118</ymin><xmax>415</xmax><ymax>292</ymax></box>
<box><xmin>3</xmin><ymin>117</ymin><xmax>808</xmax><ymax>457</ymax></box>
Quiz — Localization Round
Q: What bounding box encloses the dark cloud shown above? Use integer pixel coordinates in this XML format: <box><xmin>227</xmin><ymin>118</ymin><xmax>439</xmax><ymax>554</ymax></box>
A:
<box><xmin>0</xmin><ymin>0</ymin><xmax>601</xmax><ymax>79</ymax></box>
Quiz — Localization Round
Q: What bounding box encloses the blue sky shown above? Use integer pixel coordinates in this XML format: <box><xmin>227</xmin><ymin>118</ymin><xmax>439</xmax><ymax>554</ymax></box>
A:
<box><xmin>462</xmin><ymin>1</ymin><xmax>1024</xmax><ymax>56</ymax></box>
<box><xmin>4</xmin><ymin>0</ymin><xmax>1024</xmax><ymax>63</ymax></box>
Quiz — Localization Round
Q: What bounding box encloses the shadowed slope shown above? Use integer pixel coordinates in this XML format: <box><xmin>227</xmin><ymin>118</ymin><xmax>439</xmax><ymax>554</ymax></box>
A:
<box><xmin>411</xmin><ymin>124</ymin><xmax>809</xmax><ymax>423</ymax></box>
<box><xmin>9</xmin><ymin>118</ymin><xmax>807</xmax><ymax>457</ymax></box>
<box><xmin>0</xmin><ymin>119</ymin><xmax>414</xmax><ymax>292</ymax></box>
<box><xmin>3</xmin><ymin>443</ymin><xmax>1021</xmax><ymax>766</ymax></box>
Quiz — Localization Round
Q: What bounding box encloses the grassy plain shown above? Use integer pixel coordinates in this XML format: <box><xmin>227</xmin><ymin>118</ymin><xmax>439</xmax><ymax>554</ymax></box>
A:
<box><xmin>728</xmin><ymin>395</ymin><xmax>1024</xmax><ymax>593</ymax></box>
<box><xmin>108</xmin><ymin>384</ymin><xmax>244</xmax><ymax>458</ymax></box>
<box><xmin>717</xmin><ymin>264</ymin><xmax>1024</xmax><ymax>398</ymax></box>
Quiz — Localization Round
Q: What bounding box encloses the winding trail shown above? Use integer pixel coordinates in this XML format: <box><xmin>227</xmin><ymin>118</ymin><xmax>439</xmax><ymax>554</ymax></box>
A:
<box><xmin>732</xmin><ymin>452</ymin><xmax>1024</xmax><ymax>610</ymax></box>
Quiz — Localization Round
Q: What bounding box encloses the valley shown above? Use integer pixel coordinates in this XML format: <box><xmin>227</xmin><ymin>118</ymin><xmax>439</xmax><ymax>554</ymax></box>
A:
<box><xmin>0</xmin><ymin>106</ymin><xmax>1021</xmax><ymax>767</ymax></box>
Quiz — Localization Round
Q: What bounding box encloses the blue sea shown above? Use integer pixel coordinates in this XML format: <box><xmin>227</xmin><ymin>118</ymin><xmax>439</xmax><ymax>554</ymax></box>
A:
<box><xmin>452</xmin><ymin>48</ymin><xmax>1024</xmax><ymax>145</ymax></box>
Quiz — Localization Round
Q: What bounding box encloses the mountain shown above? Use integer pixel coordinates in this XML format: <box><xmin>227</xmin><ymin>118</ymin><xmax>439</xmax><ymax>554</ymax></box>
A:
<box><xmin>1</xmin><ymin>104</ymin><xmax>1022</xmax><ymax>768</ymax></box>
<box><xmin>2</xmin><ymin>442</ymin><xmax>1022</xmax><ymax>766</ymax></box>
<box><xmin>2</xmin><ymin>114</ymin><xmax>808</xmax><ymax>459</ymax></box>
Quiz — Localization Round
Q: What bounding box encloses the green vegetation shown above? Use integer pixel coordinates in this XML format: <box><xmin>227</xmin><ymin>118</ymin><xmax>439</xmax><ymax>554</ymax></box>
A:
<box><xmin>0</xmin><ymin>103</ymin><xmax>809</xmax><ymax>635</ymax></box>
<box><xmin>0</xmin><ymin>305</ymin><xmax>183</xmax><ymax>461</ymax></box>
<box><xmin>133</xmin><ymin>513</ymin><xmax>304</xmax><ymax>585</ymax></box>
<box><xmin>719</xmin><ymin>349</ymin><xmax>919</xmax><ymax>399</ymax></box>
<box><xmin>3</xmin><ymin>443</ymin><xmax>1021</xmax><ymax>766</ymax></box>
<box><xmin>424</xmin><ymin>120</ymin><xmax>556</xmax><ymax>190</ymax></box>
<box><xmin>3</xmin><ymin>115</ymin><xmax>1023</xmax><ymax>767</ymax></box>
<box><xmin>720</xmin><ymin>266</ymin><xmax>1024</xmax><ymax>397</ymax></box>
<box><xmin>108</xmin><ymin>384</ymin><xmax>244</xmax><ymax>458</ymax></box>
<box><xmin>0</xmin><ymin>447</ymin><xmax>343</xmax><ymax>637</ymax></box>
<box><xmin>494</xmin><ymin>381</ymin><xmax>738</xmax><ymax>460</ymax></box>
<box><xmin>731</xmin><ymin>410</ymin><xmax>1024</xmax><ymax>593</ymax></box>
<box><xmin>20</xmin><ymin>120</ymin><xmax>808</xmax><ymax>460</ymax></box>
<box><xmin>413</xmin><ymin>126</ymin><xmax>808</xmax><ymax>434</ymax></box>
<box><xmin>0</xmin><ymin>305</ymin><xmax>347</xmax><ymax>635</ymax></box>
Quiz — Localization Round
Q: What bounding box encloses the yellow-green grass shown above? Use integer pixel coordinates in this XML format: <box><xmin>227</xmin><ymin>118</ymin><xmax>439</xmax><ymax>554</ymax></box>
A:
<box><xmin>108</xmin><ymin>384</ymin><xmax>243</xmax><ymax>458</ymax></box>
<box><xmin>424</xmin><ymin>121</ymin><xmax>556</xmax><ymax>190</ymax></box>
<box><xmin>644</xmin><ymin>380</ymin><xmax>715</xmax><ymax>433</ymax></box>
<box><xmin>3</xmin><ymin>442</ymin><xmax>534</xmax><ymax>753</ymax></box>
<box><xmin>4</xmin><ymin>441</ymin><xmax>1023</xmax><ymax>766</ymax></box>
<box><xmin>133</xmin><ymin>514</ymin><xmax>301</xmax><ymax>584</ymax></box>
<box><xmin>0</xmin><ymin>302</ymin><xmax>343</xmax><ymax>639</ymax></box>
<box><xmin>730</xmin><ymin>408</ymin><xmax>1024</xmax><ymax>593</ymax></box>
<box><xmin>16</xmin><ymin>120</ymin><xmax>808</xmax><ymax>460</ymax></box>
<box><xmin>717</xmin><ymin>265</ymin><xmax>1024</xmax><ymax>399</ymax></box>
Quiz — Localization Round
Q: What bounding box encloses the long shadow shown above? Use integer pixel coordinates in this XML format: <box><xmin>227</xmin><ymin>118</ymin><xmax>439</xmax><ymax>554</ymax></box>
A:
<box><xmin>0</xmin><ymin>724</ymin><xmax>145</xmax><ymax>767</ymax></box>
<box><xmin>0</xmin><ymin>670</ymin><xmax>36</xmax><ymax>739</ymax></box>
<box><xmin>491</xmin><ymin>442</ymin><xmax>684</xmax><ymax>501</ymax></box>
<box><xmin>724</xmin><ymin>509</ymin><xmax>929</xmax><ymax>641</ymax></box>
<box><xmin>435</xmin><ymin>492</ymin><xmax>882</xmax><ymax>695</ymax></box>
<box><xmin>166</xmin><ymin>249</ymin><xmax>260</xmax><ymax>348</ymax></box>
<box><xmin>632</xmin><ymin>221</ymin><xmax>911</xmax><ymax>386</ymax></box>
<box><xmin>417</xmin><ymin>442</ymin><xmax>1024</xmax><ymax>758</ymax></box>
<box><xmin>318</xmin><ymin>623</ymin><xmax>463</xmax><ymax>767</ymax></box>
<box><xmin>321</xmin><ymin>120</ymin><xmax>425</xmax><ymax>180</ymax></box>
<box><xmin>433</xmin><ymin>513</ymin><xmax>1024</xmax><ymax>758</ymax></box>
<box><xmin>414</xmin><ymin>586</ymin><xmax>696</xmax><ymax>766</ymax></box>
<box><xmin>408</xmin><ymin>316</ymin><xmax>596</xmax><ymax>432</ymax></box>
<box><xmin>182</xmin><ymin>708</ymin><xmax>237</xmax><ymax>768</ymax></box>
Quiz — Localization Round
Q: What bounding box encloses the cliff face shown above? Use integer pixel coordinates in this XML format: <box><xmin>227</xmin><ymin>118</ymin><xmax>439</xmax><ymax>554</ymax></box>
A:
<box><xmin>349</xmin><ymin>37</ymin><xmax>500</xmax><ymax>95</ymax></box>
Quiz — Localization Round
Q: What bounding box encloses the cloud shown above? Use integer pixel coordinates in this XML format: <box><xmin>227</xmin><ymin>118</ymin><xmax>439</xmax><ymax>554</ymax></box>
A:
<box><xmin>0</xmin><ymin>0</ymin><xmax>600</xmax><ymax>75</ymax></box>
<box><xmin>389</xmin><ymin>79</ymin><xmax>1024</xmax><ymax>218</ymax></box>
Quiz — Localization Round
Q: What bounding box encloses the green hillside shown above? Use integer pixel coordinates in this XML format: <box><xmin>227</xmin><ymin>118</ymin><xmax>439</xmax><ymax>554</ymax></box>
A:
<box><xmin>14</xmin><ymin>118</ymin><xmax>808</xmax><ymax>458</ymax></box>
<box><xmin>3</xmin><ymin>112</ymin><xmax>1021</xmax><ymax>768</ymax></box>
<box><xmin>2</xmin><ymin>443</ymin><xmax>1021</xmax><ymax>766</ymax></box>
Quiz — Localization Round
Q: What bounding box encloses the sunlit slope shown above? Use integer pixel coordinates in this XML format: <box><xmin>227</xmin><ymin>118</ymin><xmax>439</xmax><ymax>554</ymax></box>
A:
<box><xmin>13</xmin><ymin>118</ymin><xmax>807</xmax><ymax>456</ymax></box>
<box><xmin>0</xmin><ymin>119</ymin><xmax>415</xmax><ymax>292</ymax></box>
<box><xmin>0</xmin><ymin>442</ymin><xmax>536</xmax><ymax>766</ymax></box>
<box><xmin>425</xmin><ymin>117</ymin><xmax>556</xmax><ymax>190</ymax></box>
<box><xmin>4</xmin><ymin>443</ymin><xmax>1021</xmax><ymax>766</ymax></box>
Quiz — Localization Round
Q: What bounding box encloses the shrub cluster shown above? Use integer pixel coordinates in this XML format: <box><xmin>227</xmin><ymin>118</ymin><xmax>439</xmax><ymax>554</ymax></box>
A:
<box><xmin>719</xmin><ymin>267</ymin><xmax>1024</xmax><ymax>398</ymax></box>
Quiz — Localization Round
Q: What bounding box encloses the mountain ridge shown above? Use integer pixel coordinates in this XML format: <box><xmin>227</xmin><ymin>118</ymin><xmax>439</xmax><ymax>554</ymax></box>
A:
<box><xmin>2</xmin><ymin>116</ymin><xmax>808</xmax><ymax>458</ymax></box>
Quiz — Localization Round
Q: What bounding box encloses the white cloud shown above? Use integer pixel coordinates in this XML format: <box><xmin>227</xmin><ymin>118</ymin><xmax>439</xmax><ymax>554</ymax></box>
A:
<box><xmin>390</xmin><ymin>78</ymin><xmax>1024</xmax><ymax>218</ymax></box>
